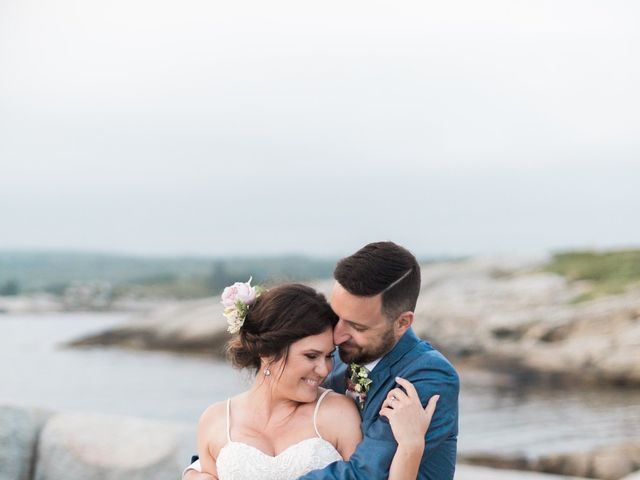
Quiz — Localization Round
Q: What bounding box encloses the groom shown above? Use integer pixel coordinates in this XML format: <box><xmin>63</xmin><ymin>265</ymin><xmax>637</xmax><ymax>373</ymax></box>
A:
<box><xmin>184</xmin><ymin>241</ymin><xmax>459</xmax><ymax>479</ymax></box>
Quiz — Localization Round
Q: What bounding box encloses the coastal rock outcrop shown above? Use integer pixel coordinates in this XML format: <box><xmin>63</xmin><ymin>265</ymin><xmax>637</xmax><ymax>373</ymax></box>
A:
<box><xmin>461</xmin><ymin>441</ymin><xmax>640</xmax><ymax>480</ymax></box>
<box><xmin>34</xmin><ymin>413</ymin><xmax>186</xmax><ymax>480</ymax></box>
<box><xmin>68</xmin><ymin>258</ymin><xmax>640</xmax><ymax>386</ymax></box>
<box><xmin>0</xmin><ymin>405</ymin><xmax>51</xmax><ymax>480</ymax></box>
<box><xmin>68</xmin><ymin>298</ymin><xmax>230</xmax><ymax>354</ymax></box>
<box><xmin>412</xmin><ymin>257</ymin><xmax>640</xmax><ymax>386</ymax></box>
<box><xmin>68</xmin><ymin>279</ymin><xmax>335</xmax><ymax>355</ymax></box>
<box><xmin>455</xmin><ymin>464</ymin><xmax>590</xmax><ymax>479</ymax></box>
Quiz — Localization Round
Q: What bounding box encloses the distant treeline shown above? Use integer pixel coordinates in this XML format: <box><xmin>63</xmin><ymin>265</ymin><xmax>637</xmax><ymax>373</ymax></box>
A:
<box><xmin>0</xmin><ymin>251</ymin><xmax>338</xmax><ymax>299</ymax></box>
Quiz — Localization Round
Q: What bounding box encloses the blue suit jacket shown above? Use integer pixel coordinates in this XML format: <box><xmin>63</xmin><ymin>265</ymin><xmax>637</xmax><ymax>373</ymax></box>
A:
<box><xmin>298</xmin><ymin>328</ymin><xmax>459</xmax><ymax>480</ymax></box>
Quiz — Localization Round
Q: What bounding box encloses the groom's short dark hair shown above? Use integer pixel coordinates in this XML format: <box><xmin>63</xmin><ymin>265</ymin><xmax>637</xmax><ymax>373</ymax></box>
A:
<box><xmin>334</xmin><ymin>241</ymin><xmax>421</xmax><ymax>320</ymax></box>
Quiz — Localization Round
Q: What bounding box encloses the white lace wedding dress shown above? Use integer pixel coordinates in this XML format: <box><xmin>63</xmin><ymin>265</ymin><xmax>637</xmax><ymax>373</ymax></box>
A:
<box><xmin>216</xmin><ymin>389</ymin><xmax>344</xmax><ymax>480</ymax></box>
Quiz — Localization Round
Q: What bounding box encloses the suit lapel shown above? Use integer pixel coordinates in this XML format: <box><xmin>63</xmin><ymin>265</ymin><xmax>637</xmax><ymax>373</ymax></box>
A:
<box><xmin>327</xmin><ymin>329</ymin><xmax>422</xmax><ymax>416</ymax></box>
<box><xmin>362</xmin><ymin>328</ymin><xmax>421</xmax><ymax>417</ymax></box>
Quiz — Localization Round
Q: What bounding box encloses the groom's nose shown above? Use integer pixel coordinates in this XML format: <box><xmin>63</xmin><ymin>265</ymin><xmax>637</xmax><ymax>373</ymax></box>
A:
<box><xmin>333</xmin><ymin>319</ymin><xmax>350</xmax><ymax>345</ymax></box>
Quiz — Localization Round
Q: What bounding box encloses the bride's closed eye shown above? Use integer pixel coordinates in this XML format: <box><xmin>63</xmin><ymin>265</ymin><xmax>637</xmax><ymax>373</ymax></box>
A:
<box><xmin>304</xmin><ymin>353</ymin><xmax>333</xmax><ymax>360</ymax></box>
<box><xmin>303</xmin><ymin>348</ymin><xmax>335</xmax><ymax>360</ymax></box>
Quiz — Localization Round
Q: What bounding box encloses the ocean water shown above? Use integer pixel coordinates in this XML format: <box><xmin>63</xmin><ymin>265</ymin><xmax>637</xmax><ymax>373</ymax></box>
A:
<box><xmin>1</xmin><ymin>312</ymin><xmax>638</xmax><ymax>458</ymax></box>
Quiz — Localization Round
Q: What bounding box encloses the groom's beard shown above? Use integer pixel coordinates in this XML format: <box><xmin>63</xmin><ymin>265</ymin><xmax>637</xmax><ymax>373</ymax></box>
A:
<box><xmin>337</xmin><ymin>325</ymin><xmax>395</xmax><ymax>365</ymax></box>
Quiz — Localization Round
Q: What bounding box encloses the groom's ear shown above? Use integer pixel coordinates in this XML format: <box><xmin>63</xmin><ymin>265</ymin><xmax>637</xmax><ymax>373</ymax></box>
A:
<box><xmin>394</xmin><ymin>311</ymin><xmax>414</xmax><ymax>334</ymax></box>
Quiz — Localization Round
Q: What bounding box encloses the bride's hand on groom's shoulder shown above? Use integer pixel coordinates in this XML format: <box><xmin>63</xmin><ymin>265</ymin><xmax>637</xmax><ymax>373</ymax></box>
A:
<box><xmin>379</xmin><ymin>377</ymin><xmax>440</xmax><ymax>449</ymax></box>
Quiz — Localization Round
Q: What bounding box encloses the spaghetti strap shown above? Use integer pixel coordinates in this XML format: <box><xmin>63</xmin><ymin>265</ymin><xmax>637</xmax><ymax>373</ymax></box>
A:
<box><xmin>226</xmin><ymin>398</ymin><xmax>232</xmax><ymax>442</ymax></box>
<box><xmin>313</xmin><ymin>389</ymin><xmax>332</xmax><ymax>439</ymax></box>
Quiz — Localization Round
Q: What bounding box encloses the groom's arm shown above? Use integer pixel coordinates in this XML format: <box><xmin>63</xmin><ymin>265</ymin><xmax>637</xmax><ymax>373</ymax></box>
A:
<box><xmin>298</xmin><ymin>359</ymin><xmax>459</xmax><ymax>480</ymax></box>
<box><xmin>410</xmin><ymin>363</ymin><xmax>459</xmax><ymax>478</ymax></box>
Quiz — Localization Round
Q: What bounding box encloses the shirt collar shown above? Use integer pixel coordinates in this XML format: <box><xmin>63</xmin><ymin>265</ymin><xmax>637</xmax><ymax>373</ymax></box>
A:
<box><xmin>364</xmin><ymin>358</ymin><xmax>382</xmax><ymax>371</ymax></box>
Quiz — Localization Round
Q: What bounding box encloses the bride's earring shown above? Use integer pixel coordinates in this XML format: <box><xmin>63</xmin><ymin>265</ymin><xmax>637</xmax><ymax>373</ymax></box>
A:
<box><xmin>264</xmin><ymin>368</ymin><xmax>271</xmax><ymax>377</ymax></box>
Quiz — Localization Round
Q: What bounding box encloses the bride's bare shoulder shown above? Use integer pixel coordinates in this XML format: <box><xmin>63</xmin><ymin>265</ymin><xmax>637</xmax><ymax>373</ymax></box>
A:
<box><xmin>198</xmin><ymin>398</ymin><xmax>234</xmax><ymax>453</ymax></box>
<box><xmin>317</xmin><ymin>390</ymin><xmax>361</xmax><ymax>429</ymax></box>
<box><xmin>316</xmin><ymin>390</ymin><xmax>362</xmax><ymax>458</ymax></box>
<box><xmin>320</xmin><ymin>388</ymin><xmax>353</xmax><ymax>405</ymax></box>
<box><xmin>198</xmin><ymin>401</ymin><xmax>226</xmax><ymax>430</ymax></box>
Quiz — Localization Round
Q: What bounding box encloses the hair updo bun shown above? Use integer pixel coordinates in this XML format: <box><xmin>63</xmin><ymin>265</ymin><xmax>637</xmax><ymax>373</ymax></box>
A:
<box><xmin>226</xmin><ymin>283</ymin><xmax>337</xmax><ymax>373</ymax></box>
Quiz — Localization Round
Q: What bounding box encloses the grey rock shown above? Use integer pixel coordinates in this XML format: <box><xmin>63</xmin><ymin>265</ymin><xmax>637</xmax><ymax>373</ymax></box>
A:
<box><xmin>455</xmin><ymin>464</ymin><xmax>591</xmax><ymax>479</ymax></box>
<box><xmin>537</xmin><ymin>451</ymin><xmax>591</xmax><ymax>477</ymax></box>
<box><xmin>591</xmin><ymin>448</ymin><xmax>636</xmax><ymax>480</ymax></box>
<box><xmin>412</xmin><ymin>258</ymin><xmax>640</xmax><ymax>386</ymax></box>
<box><xmin>0</xmin><ymin>404</ymin><xmax>51</xmax><ymax>480</ymax></box>
<box><xmin>462</xmin><ymin>442</ymin><xmax>640</xmax><ymax>480</ymax></box>
<box><xmin>34</xmin><ymin>413</ymin><xmax>184</xmax><ymax>480</ymax></box>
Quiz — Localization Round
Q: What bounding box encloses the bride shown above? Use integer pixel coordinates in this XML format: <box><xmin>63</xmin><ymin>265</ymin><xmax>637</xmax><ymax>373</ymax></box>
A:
<box><xmin>195</xmin><ymin>281</ymin><xmax>438</xmax><ymax>479</ymax></box>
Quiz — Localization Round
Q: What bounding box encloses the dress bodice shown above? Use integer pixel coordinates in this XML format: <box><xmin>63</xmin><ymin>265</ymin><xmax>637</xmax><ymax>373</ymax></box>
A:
<box><xmin>215</xmin><ymin>389</ymin><xmax>343</xmax><ymax>480</ymax></box>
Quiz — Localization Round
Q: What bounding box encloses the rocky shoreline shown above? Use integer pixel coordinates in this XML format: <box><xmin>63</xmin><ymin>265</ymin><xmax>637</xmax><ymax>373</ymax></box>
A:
<box><xmin>68</xmin><ymin>257</ymin><xmax>640</xmax><ymax>387</ymax></box>
<box><xmin>0</xmin><ymin>404</ymin><xmax>192</xmax><ymax>480</ymax></box>
<box><xmin>455</xmin><ymin>464</ymin><xmax>640</xmax><ymax>480</ymax></box>
<box><xmin>459</xmin><ymin>442</ymin><xmax>640</xmax><ymax>480</ymax></box>
<box><xmin>5</xmin><ymin>402</ymin><xmax>639</xmax><ymax>480</ymax></box>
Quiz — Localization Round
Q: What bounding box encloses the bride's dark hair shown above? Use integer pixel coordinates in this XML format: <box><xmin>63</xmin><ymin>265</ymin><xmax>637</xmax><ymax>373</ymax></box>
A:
<box><xmin>226</xmin><ymin>283</ymin><xmax>338</xmax><ymax>373</ymax></box>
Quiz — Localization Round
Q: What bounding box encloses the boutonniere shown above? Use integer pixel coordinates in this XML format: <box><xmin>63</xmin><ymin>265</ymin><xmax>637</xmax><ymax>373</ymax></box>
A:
<box><xmin>346</xmin><ymin>363</ymin><xmax>373</xmax><ymax>410</ymax></box>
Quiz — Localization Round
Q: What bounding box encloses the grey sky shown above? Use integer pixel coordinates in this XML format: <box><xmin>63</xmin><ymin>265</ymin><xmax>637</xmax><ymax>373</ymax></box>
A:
<box><xmin>1</xmin><ymin>0</ymin><xmax>639</xmax><ymax>256</ymax></box>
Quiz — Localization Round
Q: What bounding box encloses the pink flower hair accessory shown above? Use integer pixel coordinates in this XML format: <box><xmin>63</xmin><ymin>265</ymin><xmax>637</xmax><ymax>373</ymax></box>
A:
<box><xmin>220</xmin><ymin>277</ymin><xmax>265</xmax><ymax>334</ymax></box>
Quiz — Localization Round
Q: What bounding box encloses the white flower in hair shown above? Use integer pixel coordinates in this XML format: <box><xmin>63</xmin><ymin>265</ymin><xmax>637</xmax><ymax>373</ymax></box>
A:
<box><xmin>220</xmin><ymin>277</ymin><xmax>264</xmax><ymax>334</ymax></box>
